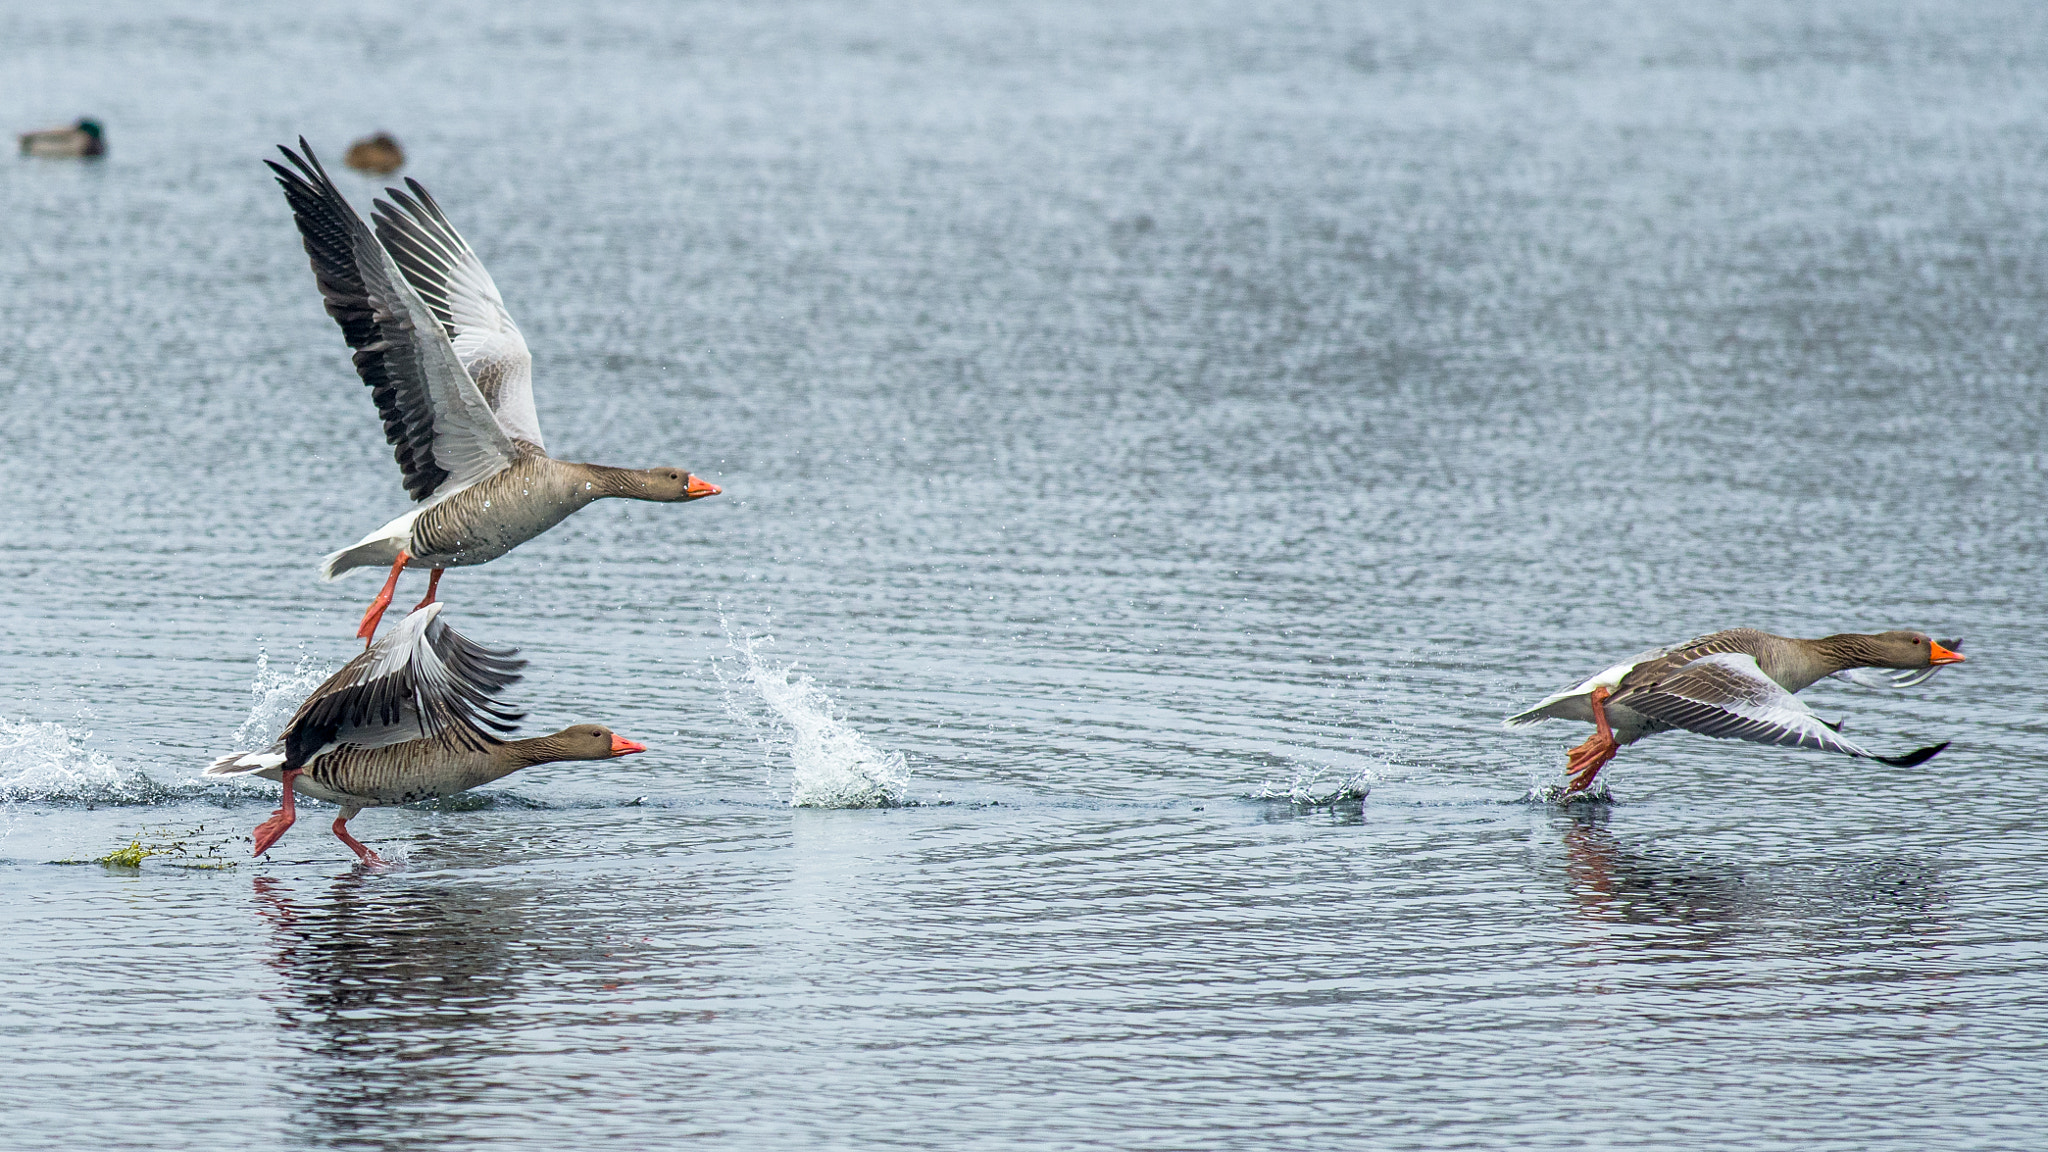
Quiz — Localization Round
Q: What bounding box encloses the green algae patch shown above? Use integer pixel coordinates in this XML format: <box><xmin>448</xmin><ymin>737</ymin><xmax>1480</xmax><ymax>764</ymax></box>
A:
<box><xmin>61</xmin><ymin>825</ymin><xmax>242</xmax><ymax>871</ymax></box>
<box><xmin>98</xmin><ymin>840</ymin><xmax>155</xmax><ymax>868</ymax></box>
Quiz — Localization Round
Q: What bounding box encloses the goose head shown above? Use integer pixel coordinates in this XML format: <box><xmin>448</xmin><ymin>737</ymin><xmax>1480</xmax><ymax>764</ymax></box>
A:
<box><xmin>543</xmin><ymin>724</ymin><xmax>648</xmax><ymax>761</ymax></box>
<box><xmin>1860</xmin><ymin>631</ymin><xmax>1966</xmax><ymax>669</ymax></box>
<box><xmin>630</xmin><ymin>467</ymin><xmax>721</xmax><ymax>503</ymax></box>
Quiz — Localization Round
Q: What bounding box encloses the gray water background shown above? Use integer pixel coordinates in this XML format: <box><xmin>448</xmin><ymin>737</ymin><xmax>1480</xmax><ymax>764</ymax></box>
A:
<box><xmin>3</xmin><ymin>1</ymin><xmax>2047</xmax><ymax>1147</ymax></box>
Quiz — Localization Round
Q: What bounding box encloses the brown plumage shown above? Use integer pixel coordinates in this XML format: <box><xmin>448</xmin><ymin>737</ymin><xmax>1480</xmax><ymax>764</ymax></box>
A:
<box><xmin>206</xmin><ymin>604</ymin><xmax>646</xmax><ymax>865</ymax></box>
<box><xmin>1505</xmin><ymin>629</ymin><xmax>1965</xmax><ymax>796</ymax></box>
<box><xmin>343</xmin><ymin>132</ymin><xmax>405</xmax><ymax>175</ymax></box>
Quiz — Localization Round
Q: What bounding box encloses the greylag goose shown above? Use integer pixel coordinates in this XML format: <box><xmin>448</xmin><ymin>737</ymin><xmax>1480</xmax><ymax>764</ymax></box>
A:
<box><xmin>266</xmin><ymin>140</ymin><xmax>721</xmax><ymax>644</ymax></box>
<box><xmin>343</xmin><ymin>132</ymin><xmax>404</xmax><ymax>175</ymax></box>
<box><xmin>205</xmin><ymin>603</ymin><xmax>646</xmax><ymax>865</ymax></box>
<box><xmin>1505</xmin><ymin>629</ymin><xmax>1964</xmax><ymax>796</ymax></box>
<box><xmin>18</xmin><ymin>119</ymin><xmax>104</xmax><ymax>158</ymax></box>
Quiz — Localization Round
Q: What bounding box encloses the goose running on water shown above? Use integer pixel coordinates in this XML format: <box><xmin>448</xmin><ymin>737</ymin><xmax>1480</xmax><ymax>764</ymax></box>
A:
<box><xmin>267</xmin><ymin>141</ymin><xmax>721</xmax><ymax>643</ymax></box>
<box><xmin>205</xmin><ymin>603</ymin><xmax>647</xmax><ymax>866</ymax></box>
<box><xmin>1505</xmin><ymin>628</ymin><xmax>1965</xmax><ymax>796</ymax></box>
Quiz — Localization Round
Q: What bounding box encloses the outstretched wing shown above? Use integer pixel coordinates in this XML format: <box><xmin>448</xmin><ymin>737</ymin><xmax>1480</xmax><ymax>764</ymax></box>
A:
<box><xmin>372</xmin><ymin>179</ymin><xmax>545</xmax><ymax>450</ymax></box>
<box><xmin>280</xmin><ymin>603</ymin><xmax>526</xmax><ymax>766</ymax></box>
<box><xmin>267</xmin><ymin>140</ymin><xmax>518</xmax><ymax>501</ymax></box>
<box><xmin>1622</xmin><ymin>653</ymin><xmax>1947</xmax><ymax>766</ymax></box>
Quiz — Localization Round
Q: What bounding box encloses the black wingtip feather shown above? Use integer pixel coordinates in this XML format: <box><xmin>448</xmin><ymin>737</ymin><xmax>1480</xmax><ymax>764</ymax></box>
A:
<box><xmin>269</xmin><ymin>136</ymin><xmax>450</xmax><ymax>502</ymax></box>
<box><xmin>400</xmin><ymin>176</ymin><xmax>444</xmax><ymax>219</ymax></box>
<box><xmin>1874</xmin><ymin>741</ymin><xmax>1950</xmax><ymax>768</ymax></box>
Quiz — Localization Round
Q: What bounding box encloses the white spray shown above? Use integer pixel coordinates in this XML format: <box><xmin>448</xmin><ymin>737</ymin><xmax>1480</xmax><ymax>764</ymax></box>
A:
<box><xmin>230</xmin><ymin>645</ymin><xmax>331</xmax><ymax>750</ymax></box>
<box><xmin>716</xmin><ymin>628</ymin><xmax>909</xmax><ymax>809</ymax></box>
<box><xmin>0</xmin><ymin>716</ymin><xmax>135</xmax><ymax>806</ymax></box>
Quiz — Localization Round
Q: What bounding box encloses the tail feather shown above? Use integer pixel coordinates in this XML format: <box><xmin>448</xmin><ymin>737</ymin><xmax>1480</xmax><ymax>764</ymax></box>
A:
<box><xmin>321</xmin><ymin>510</ymin><xmax>420</xmax><ymax>581</ymax></box>
<box><xmin>321</xmin><ymin>540</ymin><xmax>397</xmax><ymax>582</ymax></box>
<box><xmin>204</xmin><ymin>750</ymin><xmax>286</xmax><ymax>776</ymax></box>
<box><xmin>1503</xmin><ymin>698</ymin><xmax>1575</xmax><ymax>728</ymax></box>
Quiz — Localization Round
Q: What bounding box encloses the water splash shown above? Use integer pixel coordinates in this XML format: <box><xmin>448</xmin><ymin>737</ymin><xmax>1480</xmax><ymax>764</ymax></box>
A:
<box><xmin>1526</xmin><ymin>776</ymin><xmax>1613</xmax><ymax>805</ymax></box>
<box><xmin>231</xmin><ymin>645</ymin><xmax>330</xmax><ymax>750</ymax></box>
<box><xmin>1250</xmin><ymin>760</ymin><xmax>1372</xmax><ymax>806</ymax></box>
<box><xmin>0</xmin><ymin>717</ymin><xmax>160</xmax><ymax>805</ymax></box>
<box><xmin>715</xmin><ymin>628</ymin><xmax>909</xmax><ymax>809</ymax></box>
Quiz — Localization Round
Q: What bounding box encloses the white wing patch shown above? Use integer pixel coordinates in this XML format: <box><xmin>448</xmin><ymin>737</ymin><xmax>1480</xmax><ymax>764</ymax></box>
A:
<box><xmin>373</xmin><ymin>182</ymin><xmax>546</xmax><ymax>451</ymax></box>
<box><xmin>1623</xmin><ymin>652</ymin><xmax>1878</xmax><ymax>757</ymax></box>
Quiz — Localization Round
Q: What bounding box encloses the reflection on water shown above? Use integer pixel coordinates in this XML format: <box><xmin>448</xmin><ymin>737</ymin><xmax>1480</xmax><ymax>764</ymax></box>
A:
<box><xmin>1562</xmin><ymin>808</ymin><xmax>1748</xmax><ymax>936</ymax></box>
<box><xmin>252</xmin><ymin>876</ymin><xmax>532</xmax><ymax>1148</ymax></box>
<box><xmin>1556</xmin><ymin>807</ymin><xmax>1950</xmax><ymax>968</ymax></box>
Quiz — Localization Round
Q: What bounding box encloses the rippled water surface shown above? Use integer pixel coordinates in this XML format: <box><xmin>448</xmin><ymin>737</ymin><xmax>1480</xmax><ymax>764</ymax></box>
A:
<box><xmin>5</xmin><ymin>1</ymin><xmax>2048</xmax><ymax>1148</ymax></box>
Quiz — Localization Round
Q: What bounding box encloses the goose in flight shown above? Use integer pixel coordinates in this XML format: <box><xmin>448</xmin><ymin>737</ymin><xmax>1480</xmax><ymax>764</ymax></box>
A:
<box><xmin>1505</xmin><ymin>629</ymin><xmax>1964</xmax><ymax>796</ymax></box>
<box><xmin>267</xmin><ymin>140</ymin><xmax>720</xmax><ymax>643</ymax></box>
<box><xmin>206</xmin><ymin>603</ymin><xmax>647</xmax><ymax>866</ymax></box>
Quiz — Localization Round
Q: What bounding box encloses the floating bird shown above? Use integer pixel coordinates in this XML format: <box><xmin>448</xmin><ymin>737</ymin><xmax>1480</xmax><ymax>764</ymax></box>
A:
<box><xmin>18</xmin><ymin>118</ymin><xmax>104</xmax><ymax>158</ymax></box>
<box><xmin>343</xmin><ymin>132</ymin><xmax>405</xmax><ymax>175</ymax></box>
<box><xmin>267</xmin><ymin>140</ymin><xmax>721</xmax><ymax>643</ymax></box>
<box><xmin>1505</xmin><ymin>629</ymin><xmax>1964</xmax><ymax>796</ymax></box>
<box><xmin>205</xmin><ymin>603</ymin><xmax>647</xmax><ymax>866</ymax></box>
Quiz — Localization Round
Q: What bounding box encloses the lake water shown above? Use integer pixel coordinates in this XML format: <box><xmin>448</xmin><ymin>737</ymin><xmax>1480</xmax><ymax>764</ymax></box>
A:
<box><xmin>4</xmin><ymin>1</ymin><xmax>2047</xmax><ymax>1148</ymax></box>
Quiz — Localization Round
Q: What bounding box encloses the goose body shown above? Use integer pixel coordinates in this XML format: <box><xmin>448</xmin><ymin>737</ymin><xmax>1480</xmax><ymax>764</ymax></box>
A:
<box><xmin>320</xmin><ymin>454</ymin><xmax>689</xmax><ymax>577</ymax></box>
<box><xmin>266</xmin><ymin>140</ymin><xmax>719</xmax><ymax>642</ymax></box>
<box><xmin>18</xmin><ymin>119</ymin><xmax>104</xmax><ymax>158</ymax></box>
<box><xmin>206</xmin><ymin>603</ymin><xmax>645</xmax><ymax>864</ymax></box>
<box><xmin>214</xmin><ymin>726</ymin><xmax>610</xmax><ymax>811</ymax></box>
<box><xmin>1505</xmin><ymin>628</ymin><xmax>1964</xmax><ymax>795</ymax></box>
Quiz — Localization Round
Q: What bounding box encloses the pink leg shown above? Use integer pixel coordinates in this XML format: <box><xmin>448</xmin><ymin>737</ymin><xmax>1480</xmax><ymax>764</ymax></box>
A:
<box><xmin>357</xmin><ymin>550</ymin><xmax>410</xmax><ymax>646</ymax></box>
<box><xmin>330</xmin><ymin>810</ymin><xmax>387</xmax><ymax>868</ymax></box>
<box><xmin>411</xmin><ymin>567</ymin><xmax>444</xmax><ymax>612</ymax></box>
<box><xmin>252</xmin><ymin>769</ymin><xmax>304</xmax><ymax>857</ymax></box>
<box><xmin>1564</xmin><ymin>686</ymin><xmax>1620</xmax><ymax>794</ymax></box>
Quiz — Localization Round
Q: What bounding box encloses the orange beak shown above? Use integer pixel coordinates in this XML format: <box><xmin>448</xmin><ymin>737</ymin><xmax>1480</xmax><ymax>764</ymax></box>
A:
<box><xmin>1929</xmin><ymin>641</ymin><xmax>1965</xmax><ymax>666</ymax></box>
<box><xmin>609</xmin><ymin>734</ymin><xmax>648</xmax><ymax>757</ymax></box>
<box><xmin>685</xmin><ymin>475</ymin><xmax>721</xmax><ymax>499</ymax></box>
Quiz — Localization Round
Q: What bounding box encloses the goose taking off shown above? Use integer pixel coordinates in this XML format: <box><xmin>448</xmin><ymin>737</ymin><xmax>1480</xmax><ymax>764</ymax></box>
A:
<box><xmin>205</xmin><ymin>603</ymin><xmax>646</xmax><ymax>866</ymax></box>
<box><xmin>266</xmin><ymin>140</ymin><xmax>721</xmax><ymax>644</ymax></box>
<box><xmin>1505</xmin><ymin>629</ymin><xmax>1964</xmax><ymax>796</ymax></box>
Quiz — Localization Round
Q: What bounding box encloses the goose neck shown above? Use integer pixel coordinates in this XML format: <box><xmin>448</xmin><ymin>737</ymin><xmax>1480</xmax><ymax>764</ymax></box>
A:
<box><xmin>578</xmin><ymin>463</ymin><xmax>655</xmax><ymax>500</ymax></box>
<box><xmin>1808</xmin><ymin>633</ymin><xmax>1886</xmax><ymax>674</ymax></box>
<box><xmin>503</xmin><ymin>735</ymin><xmax>577</xmax><ymax>768</ymax></box>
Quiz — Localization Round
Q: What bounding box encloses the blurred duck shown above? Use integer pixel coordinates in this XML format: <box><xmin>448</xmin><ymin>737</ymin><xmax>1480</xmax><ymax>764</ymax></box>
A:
<box><xmin>205</xmin><ymin>603</ymin><xmax>647</xmax><ymax>866</ymax></box>
<box><xmin>267</xmin><ymin>139</ymin><xmax>722</xmax><ymax>645</ymax></box>
<box><xmin>18</xmin><ymin>118</ymin><xmax>104</xmax><ymax>158</ymax></box>
<box><xmin>343</xmin><ymin>132</ymin><xmax>404</xmax><ymax>175</ymax></box>
<box><xmin>1505</xmin><ymin>629</ymin><xmax>1964</xmax><ymax>796</ymax></box>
